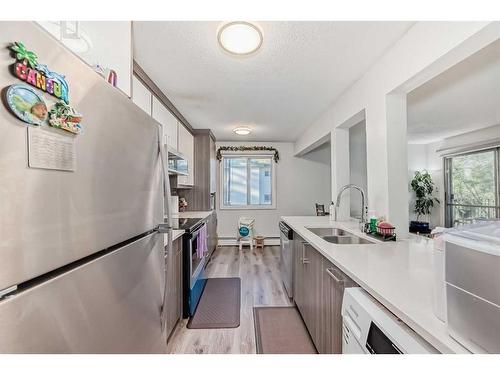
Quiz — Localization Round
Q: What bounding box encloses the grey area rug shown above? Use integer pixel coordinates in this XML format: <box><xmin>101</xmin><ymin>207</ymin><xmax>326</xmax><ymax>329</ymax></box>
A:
<box><xmin>187</xmin><ymin>277</ymin><xmax>241</xmax><ymax>329</ymax></box>
<box><xmin>253</xmin><ymin>306</ymin><xmax>317</xmax><ymax>354</ymax></box>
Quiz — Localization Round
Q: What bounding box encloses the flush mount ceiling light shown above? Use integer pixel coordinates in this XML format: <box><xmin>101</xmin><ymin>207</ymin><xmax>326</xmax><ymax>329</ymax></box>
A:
<box><xmin>217</xmin><ymin>22</ymin><xmax>263</xmax><ymax>55</ymax></box>
<box><xmin>233</xmin><ymin>126</ymin><xmax>252</xmax><ymax>136</ymax></box>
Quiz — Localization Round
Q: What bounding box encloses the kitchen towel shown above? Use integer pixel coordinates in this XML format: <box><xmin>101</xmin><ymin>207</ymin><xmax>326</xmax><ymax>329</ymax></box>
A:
<box><xmin>197</xmin><ymin>223</ymin><xmax>208</xmax><ymax>259</ymax></box>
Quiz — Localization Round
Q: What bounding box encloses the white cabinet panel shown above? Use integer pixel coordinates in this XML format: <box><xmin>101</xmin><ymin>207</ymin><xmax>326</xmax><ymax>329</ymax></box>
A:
<box><xmin>177</xmin><ymin>125</ymin><xmax>194</xmax><ymax>186</ymax></box>
<box><xmin>37</xmin><ymin>21</ymin><xmax>132</xmax><ymax>97</ymax></box>
<box><xmin>169</xmin><ymin>120</ymin><xmax>179</xmax><ymax>151</ymax></box>
<box><xmin>152</xmin><ymin>96</ymin><xmax>178</xmax><ymax>150</ymax></box>
<box><xmin>132</xmin><ymin>76</ymin><xmax>152</xmax><ymax>115</ymax></box>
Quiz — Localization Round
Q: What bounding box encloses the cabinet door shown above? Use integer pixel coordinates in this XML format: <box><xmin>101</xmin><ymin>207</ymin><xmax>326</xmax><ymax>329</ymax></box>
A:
<box><xmin>169</xmin><ymin>120</ymin><xmax>179</xmax><ymax>151</ymax></box>
<box><xmin>294</xmin><ymin>239</ymin><xmax>307</xmax><ymax>322</ymax></box>
<box><xmin>208</xmin><ymin>212</ymin><xmax>217</xmax><ymax>257</ymax></box>
<box><xmin>152</xmin><ymin>97</ymin><xmax>178</xmax><ymax>150</ymax></box>
<box><xmin>166</xmin><ymin>238</ymin><xmax>182</xmax><ymax>339</ymax></box>
<box><xmin>132</xmin><ymin>76</ymin><xmax>152</xmax><ymax>115</ymax></box>
<box><xmin>177</xmin><ymin>125</ymin><xmax>194</xmax><ymax>186</ymax></box>
<box><xmin>321</xmin><ymin>259</ymin><xmax>357</xmax><ymax>354</ymax></box>
<box><xmin>209</xmin><ymin>137</ymin><xmax>216</xmax><ymax>193</ymax></box>
<box><xmin>305</xmin><ymin>244</ymin><xmax>323</xmax><ymax>351</ymax></box>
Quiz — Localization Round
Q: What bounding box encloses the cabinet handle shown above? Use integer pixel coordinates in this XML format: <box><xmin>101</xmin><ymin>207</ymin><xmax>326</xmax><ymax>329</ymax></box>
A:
<box><xmin>301</xmin><ymin>243</ymin><xmax>310</xmax><ymax>264</ymax></box>
<box><xmin>326</xmin><ymin>267</ymin><xmax>345</xmax><ymax>284</ymax></box>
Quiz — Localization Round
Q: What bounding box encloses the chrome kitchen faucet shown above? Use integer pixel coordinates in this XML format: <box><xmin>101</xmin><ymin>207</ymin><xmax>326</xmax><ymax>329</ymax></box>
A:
<box><xmin>334</xmin><ymin>184</ymin><xmax>369</xmax><ymax>233</ymax></box>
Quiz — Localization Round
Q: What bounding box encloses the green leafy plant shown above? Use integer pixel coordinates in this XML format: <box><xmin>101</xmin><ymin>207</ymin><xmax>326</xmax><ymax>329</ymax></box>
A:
<box><xmin>10</xmin><ymin>42</ymin><xmax>38</xmax><ymax>68</ymax></box>
<box><xmin>410</xmin><ymin>170</ymin><xmax>440</xmax><ymax>221</ymax></box>
<box><xmin>216</xmin><ymin>146</ymin><xmax>279</xmax><ymax>162</ymax></box>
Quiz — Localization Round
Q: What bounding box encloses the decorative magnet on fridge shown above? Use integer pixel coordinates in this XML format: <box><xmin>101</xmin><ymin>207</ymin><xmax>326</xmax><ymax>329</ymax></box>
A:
<box><xmin>93</xmin><ymin>64</ymin><xmax>118</xmax><ymax>87</ymax></box>
<box><xmin>9</xmin><ymin>42</ymin><xmax>70</xmax><ymax>103</ymax></box>
<box><xmin>48</xmin><ymin>101</ymin><xmax>82</xmax><ymax>134</ymax></box>
<box><xmin>4</xmin><ymin>84</ymin><xmax>48</xmax><ymax>125</ymax></box>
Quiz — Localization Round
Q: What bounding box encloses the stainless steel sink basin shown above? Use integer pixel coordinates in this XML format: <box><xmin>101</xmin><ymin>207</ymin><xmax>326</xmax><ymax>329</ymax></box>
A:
<box><xmin>322</xmin><ymin>235</ymin><xmax>374</xmax><ymax>245</ymax></box>
<box><xmin>306</xmin><ymin>227</ymin><xmax>349</xmax><ymax>237</ymax></box>
<box><xmin>306</xmin><ymin>227</ymin><xmax>375</xmax><ymax>245</ymax></box>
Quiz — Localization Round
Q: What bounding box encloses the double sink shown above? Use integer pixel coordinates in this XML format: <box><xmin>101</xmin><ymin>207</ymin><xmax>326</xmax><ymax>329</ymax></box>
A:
<box><xmin>307</xmin><ymin>227</ymin><xmax>375</xmax><ymax>245</ymax></box>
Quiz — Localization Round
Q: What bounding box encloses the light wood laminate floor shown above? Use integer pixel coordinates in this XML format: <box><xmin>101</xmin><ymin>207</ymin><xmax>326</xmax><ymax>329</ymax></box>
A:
<box><xmin>166</xmin><ymin>245</ymin><xmax>293</xmax><ymax>354</ymax></box>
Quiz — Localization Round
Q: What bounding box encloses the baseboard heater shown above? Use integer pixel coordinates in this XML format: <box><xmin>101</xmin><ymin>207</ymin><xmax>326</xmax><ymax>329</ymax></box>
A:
<box><xmin>218</xmin><ymin>237</ymin><xmax>280</xmax><ymax>246</ymax></box>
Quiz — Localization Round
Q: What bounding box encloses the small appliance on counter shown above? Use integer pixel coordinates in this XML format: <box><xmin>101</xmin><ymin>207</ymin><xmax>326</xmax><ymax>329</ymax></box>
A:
<box><xmin>179</xmin><ymin>197</ymin><xmax>188</xmax><ymax>212</ymax></box>
<box><xmin>444</xmin><ymin>222</ymin><xmax>500</xmax><ymax>353</ymax></box>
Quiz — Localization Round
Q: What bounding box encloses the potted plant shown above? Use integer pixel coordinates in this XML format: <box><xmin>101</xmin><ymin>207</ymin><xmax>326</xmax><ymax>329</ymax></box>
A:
<box><xmin>409</xmin><ymin>170</ymin><xmax>440</xmax><ymax>233</ymax></box>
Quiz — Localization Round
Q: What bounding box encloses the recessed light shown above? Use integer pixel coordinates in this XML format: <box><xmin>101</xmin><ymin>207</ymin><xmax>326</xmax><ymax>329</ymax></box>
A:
<box><xmin>233</xmin><ymin>127</ymin><xmax>252</xmax><ymax>136</ymax></box>
<box><xmin>217</xmin><ymin>22</ymin><xmax>263</xmax><ymax>55</ymax></box>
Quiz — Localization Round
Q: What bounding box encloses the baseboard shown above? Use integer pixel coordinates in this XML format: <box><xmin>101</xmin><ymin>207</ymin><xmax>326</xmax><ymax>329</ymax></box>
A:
<box><xmin>218</xmin><ymin>237</ymin><xmax>280</xmax><ymax>246</ymax></box>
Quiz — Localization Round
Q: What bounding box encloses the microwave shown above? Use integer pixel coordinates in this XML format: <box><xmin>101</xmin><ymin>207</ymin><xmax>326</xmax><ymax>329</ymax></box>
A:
<box><xmin>167</xmin><ymin>148</ymin><xmax>188</xmax><ymax>176</ymax></box>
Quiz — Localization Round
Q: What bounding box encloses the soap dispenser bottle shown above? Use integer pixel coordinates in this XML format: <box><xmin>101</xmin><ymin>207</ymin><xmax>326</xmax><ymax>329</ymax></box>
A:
<box><xmin>329</xmin><ymin>201</ymin><xmax>335</xmax><ymax>220</ymax></box>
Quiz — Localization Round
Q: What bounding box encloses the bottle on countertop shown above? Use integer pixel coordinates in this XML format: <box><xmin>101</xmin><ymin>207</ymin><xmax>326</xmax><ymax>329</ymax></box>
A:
<box><xmin>368</xmin><ymin>210</ymin><xmax>377</xmax><ymax>233</ymax></box>
<box><xmin>329</xmin><ymin>201</ymin><xmax>335</xmax><ymax>220</ymax></box>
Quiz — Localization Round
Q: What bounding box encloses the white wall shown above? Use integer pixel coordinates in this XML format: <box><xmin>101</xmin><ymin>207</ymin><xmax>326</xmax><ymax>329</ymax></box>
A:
<box><xmin>294</xmin><ymin>21</ymin><xmax>499</xmax><ymax>236</ymax></box>
<box><xmin>216</xmin><ymin>141</ymin><xmax>331</xmax><ymax>239</ymax></box>
<box><xmin>349</xmin><ymin>121</ymin><xmax>367</xmax><ymax>218</ymax></box>
<box><xmin>435</xmin><ymin>123</ymin><xmax>500</xmax><ymax>154</ymax></box>
<box><xmin>37</xmin><ymin>21</ymin><xmax>132</xmax><ymax>96</ymax></box>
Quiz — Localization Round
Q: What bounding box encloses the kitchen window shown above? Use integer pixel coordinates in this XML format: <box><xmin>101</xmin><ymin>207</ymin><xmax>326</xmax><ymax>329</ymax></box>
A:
<box><xmin>444</xmin><ymin>147</ymin><xmax>500</xmax><ymax>227</ymax></box>
<box><xmin>220</xmin><ymin>155</ymin><xmax>276</xmax><ymax>209</ymax></box>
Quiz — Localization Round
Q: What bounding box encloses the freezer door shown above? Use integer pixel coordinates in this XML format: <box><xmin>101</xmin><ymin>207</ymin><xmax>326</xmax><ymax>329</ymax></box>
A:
<box><xmin>0</xmin><ymin>232</ymin><xmax>166</xmax><ymax>353</ymax></box>
<box><xmin>0</xmin><ymin>22</ymin><xmax>163</xmax><ymax>290</ymax></box>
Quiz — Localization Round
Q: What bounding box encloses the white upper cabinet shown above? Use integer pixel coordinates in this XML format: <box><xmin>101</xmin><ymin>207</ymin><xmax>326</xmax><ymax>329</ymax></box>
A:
<box><xmin>132</xmin><ymin>76</ymin><xmax>152</xmax><ymax>115</ymax></box>
<box><xmin>177</xmin><ymin>125</ymin><xmax>194</xmax><ymax>186</ymax></box>
<box><xmin>152</xmin><ymin>96</ymin><xmax>178</xmax><ymax>150</ymax></box>
<box><xmin>37</xmin><ymin>21</ymin><xmax>132</xmax><ymax>97</ymax></box>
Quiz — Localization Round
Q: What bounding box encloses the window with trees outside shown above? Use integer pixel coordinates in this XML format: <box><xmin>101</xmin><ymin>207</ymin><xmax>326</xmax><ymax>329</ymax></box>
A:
<box><xmin>220</xmin><ymin>155</ymin><xmax>276</xmax><ymax>209</ymax></box>
<box><xmin>444</xmin><ymin>147</ymin><xmax>500</xmax><ymax>227</ymax></box>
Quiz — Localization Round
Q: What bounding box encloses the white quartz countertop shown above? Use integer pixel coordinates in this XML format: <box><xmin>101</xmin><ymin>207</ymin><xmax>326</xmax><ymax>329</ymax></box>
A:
<box><xmin>281</xmin><ymin>215</ymin><xmax>470</xmax><ymax>354</ymax></box>
<box><xmin>171</xmin><ymin>211</ymin><xmax>214</xmax><ymax>219</ymax></box>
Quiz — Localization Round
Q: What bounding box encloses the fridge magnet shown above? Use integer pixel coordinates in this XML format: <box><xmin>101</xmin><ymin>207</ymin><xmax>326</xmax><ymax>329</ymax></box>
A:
<box><xmin>4</xmin><ymin>84</ymin><xmax>48</xmax><ymax>125</ymax></box>
<box><xmin>9</xmin><ymin>42</ymin><xmax>70</xmax><ymax>104</ymax></box>
<box><xmin>48</xmin><ymin>101</ymin><xmax>82</xmax><ymax>134</ymax></box>
<box><xmin>93</xmin><ymin>64</ymin><xmax>118</xmax><ymax>87</ymax></box>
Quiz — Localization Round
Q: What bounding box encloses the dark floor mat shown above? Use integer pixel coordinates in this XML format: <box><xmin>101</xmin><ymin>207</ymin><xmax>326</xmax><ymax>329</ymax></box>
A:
<box><xmin>187</xmin><ymin>277</ymin><xmax>241</xmax><ymax>329</ymax></box>
<box><xmin>253</xmin><ymin>306</ymin><xmax>317</xmax><ymax>354</ymax></box>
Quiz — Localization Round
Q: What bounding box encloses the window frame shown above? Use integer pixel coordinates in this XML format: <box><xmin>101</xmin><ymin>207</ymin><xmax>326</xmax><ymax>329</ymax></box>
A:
<box><xmin>219</xmin><ymin>153</ymin><xmax>277</xmax><ymax>210</ymax></box>
<box><xmin>444</xmin><ymin>146</ymin><xmax>500</xmax><ymax>227</ymax></box>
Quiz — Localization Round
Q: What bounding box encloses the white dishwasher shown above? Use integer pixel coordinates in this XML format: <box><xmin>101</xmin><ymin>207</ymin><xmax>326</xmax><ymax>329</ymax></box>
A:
<box><xmin>341</xmin><ymin>288</ymin><xmax>438</xmax><ymax>354</ymax></box>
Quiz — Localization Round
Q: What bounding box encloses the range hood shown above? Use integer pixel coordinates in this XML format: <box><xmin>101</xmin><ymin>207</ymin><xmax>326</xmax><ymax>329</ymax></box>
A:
<box><xmin>167</xmin><ymin>147</ymin><xmax>188</xmax><ymax>176</ymax></box>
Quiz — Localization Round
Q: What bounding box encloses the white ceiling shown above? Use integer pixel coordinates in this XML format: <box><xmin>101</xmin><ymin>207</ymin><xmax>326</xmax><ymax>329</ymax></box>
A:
<box><xmin>133</xmin><ymin>21</ymin><xmax>414</xmax><ymax>141</ymax></box>
<box><xmin>407</xmin><ymin>38</ymin><xmax>500</xmax><ymax>144</ymax></box>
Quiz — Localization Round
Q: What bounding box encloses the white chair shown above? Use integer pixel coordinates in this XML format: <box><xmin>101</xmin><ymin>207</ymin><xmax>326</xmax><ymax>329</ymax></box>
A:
<box><xmin>238</xmin><ymin>217</ymin><xmax>255</xmax><ymax>251</ymax></box>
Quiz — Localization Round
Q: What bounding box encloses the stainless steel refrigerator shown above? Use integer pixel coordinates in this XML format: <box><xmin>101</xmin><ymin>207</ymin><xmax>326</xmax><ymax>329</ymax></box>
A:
<box><xmin>0</xmin><ymin>22</ymin><xmax>174</xmax><ymax>353</ymax></box>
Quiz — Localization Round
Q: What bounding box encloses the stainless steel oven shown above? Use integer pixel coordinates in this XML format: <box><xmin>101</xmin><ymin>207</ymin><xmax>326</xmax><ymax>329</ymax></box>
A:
<box><xmin>182</xmin><ymin>219</ymin><xmax>208</xmax><ymax>317</ymax></box>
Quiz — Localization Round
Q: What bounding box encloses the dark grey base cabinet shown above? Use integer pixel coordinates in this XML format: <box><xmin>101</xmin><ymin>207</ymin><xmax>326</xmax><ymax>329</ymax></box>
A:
<box><xmin>321</xmin><ymin>258</ymin><xmax>357</xmax><ymax>353</ymax></box>
<box><xmin>294</xmin><ymin>238</ymin><xmax>357</xmax><ymax>354</ymax></box>
<box><xmin>166</xmin><ymin>237</ymin><xmax>182</xmax><ymax>340</ymax></box>
<box><xmin>207</xmin><ymin>211</ymin><xmax>218</xmax><ymax>259</ymax></box>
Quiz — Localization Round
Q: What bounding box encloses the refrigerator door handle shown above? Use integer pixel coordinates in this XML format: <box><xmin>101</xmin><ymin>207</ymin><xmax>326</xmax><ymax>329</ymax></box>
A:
<box><xmin>155</xmin><ymin>223</ymin><xmax>171</xmax><ymax>234</ymax></box>
<box><xmin>158</xmin><ymin>125</ymin><xmax>174</xmax><ymax>333</ymax></box>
